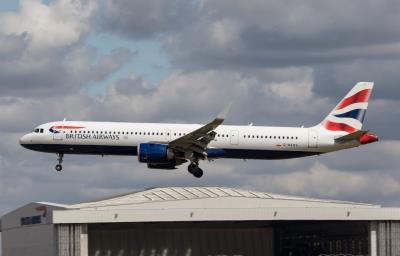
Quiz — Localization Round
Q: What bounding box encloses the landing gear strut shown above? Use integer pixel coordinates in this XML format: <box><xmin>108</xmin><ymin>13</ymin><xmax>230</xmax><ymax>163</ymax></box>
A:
<box><xmin>188</xmin><ymin>163</ymin><xmax>203</xmax><ymax>178</ymax></box>
<box><xmin>55</xmin><ymin>153</ymin><xmax>64</xmax><ymax>172</ymax></box>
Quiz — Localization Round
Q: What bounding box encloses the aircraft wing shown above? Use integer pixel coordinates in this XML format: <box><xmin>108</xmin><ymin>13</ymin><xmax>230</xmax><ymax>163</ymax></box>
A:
<box><xmin>168</xmin><ymin>104</ymin><xmax>231</xmax><ymax>156</ymax></box>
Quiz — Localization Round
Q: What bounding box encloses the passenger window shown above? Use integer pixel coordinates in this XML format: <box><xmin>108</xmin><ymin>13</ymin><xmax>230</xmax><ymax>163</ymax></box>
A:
<box><xmin>161</xmin><ymin>133</ymin><xmax>163</xmax><ymax>136</ymax></box>
<box><xmin>40</xmin><ymin>129</ymin><xmax>44</xmax><ymax>133</ymax></box>
<box><xmin>252</xmin><ymin>135</ymin><xmax>254</xmax><ymax>138</ymax></box>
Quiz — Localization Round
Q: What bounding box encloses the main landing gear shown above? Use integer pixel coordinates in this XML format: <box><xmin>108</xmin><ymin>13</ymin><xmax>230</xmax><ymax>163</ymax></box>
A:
<box><xmin>187</xmin><ymin>162</ymin><xmax>203</xmax><ymax>178</ymax></box>
<box><xmin>55</xmin><ymin>153</ymin><xmax>64</xmax><ymax>172</ymax></box>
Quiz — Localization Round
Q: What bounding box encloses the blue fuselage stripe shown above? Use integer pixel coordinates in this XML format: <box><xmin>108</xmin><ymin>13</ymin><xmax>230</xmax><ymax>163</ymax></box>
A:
<box><xmin>21</xmin><ymin>144</ymin><xmax>320</xmax><ymax>160</ymax></box>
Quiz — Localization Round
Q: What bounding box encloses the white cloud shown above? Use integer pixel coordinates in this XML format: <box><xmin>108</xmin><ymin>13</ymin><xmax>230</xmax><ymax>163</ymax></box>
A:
<box><xmin>0</xmin><ymin>0</ymin><xmax>97</xmax><ymax>51</ymax></box>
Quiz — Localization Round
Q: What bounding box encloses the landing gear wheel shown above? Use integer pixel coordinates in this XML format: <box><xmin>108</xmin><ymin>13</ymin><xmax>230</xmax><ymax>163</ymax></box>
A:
<box><xmin>192</xmin><ymin>167</ymin><xmax>203</xmax><ymax>178</ymax></box>
<box><xmin>55</xmin><ymin>153</ymin><xmax>64</xmax><ymax>172</ymax></box>
<box><xmin>188</xmin><ymin>163</ymin><xmax>197</xmax><ymax>174</ymax></box>
<box><xmin>187</xmin><ymin>163</ymin><xmax>203</xmax><ymax>178</ymax></box>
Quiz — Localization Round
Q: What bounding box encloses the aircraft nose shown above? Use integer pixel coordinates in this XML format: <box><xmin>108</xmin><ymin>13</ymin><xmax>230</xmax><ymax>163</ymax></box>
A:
<box><xmin>19</xmin><ymin>134</ymin><xmax>32</xmax><ymax>146</ymax></box>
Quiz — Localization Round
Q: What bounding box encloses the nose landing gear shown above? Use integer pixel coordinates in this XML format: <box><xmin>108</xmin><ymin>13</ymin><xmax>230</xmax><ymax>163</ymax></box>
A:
<box><xmin>55</xmin><ymin>153</ymin><xmax>64</xmax><ymax>172</ymax></box>
<box><xmin>187</xmin><ymin>162</ymin><xmax>203</xmax><ymax>178</ymax></box>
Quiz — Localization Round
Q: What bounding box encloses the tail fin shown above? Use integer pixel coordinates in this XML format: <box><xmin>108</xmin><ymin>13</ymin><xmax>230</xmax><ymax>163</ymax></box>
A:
<box><xmin>319</xmin><ymin>82</ymin><xmax>374</xmax><ymax>133</ymax></box>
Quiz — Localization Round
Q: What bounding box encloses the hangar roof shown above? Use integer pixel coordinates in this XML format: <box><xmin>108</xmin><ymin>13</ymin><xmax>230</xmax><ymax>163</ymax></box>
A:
<box><xmin>3</xmin><ymin>187</ymin><xmax>400</xmax><ymax>231</ymax></box>
<box><xmin>68</xmin><ymin>187</ymin><xmax>377</xmax><ymax>209</ymax></box>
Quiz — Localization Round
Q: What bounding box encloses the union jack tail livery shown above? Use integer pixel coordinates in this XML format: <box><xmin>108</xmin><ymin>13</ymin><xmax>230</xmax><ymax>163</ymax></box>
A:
<box><xmin>320</xmin><ymin>82</ymin><xmax>374</xmax><ymax>134</ymax></box>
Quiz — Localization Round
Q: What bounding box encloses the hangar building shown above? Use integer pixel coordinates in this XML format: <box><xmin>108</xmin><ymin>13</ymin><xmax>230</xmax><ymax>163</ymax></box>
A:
<box><xmin>1</xmin><ymin>187</ymin><xmax>400</xmax><ymax>256</ymax></box>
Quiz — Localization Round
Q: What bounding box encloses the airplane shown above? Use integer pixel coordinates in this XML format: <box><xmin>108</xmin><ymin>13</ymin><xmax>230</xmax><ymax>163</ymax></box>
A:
<box><xmin>19</xmin><ymin>82</ymin><xmax>378</xmax><ymax>178</ymax></box>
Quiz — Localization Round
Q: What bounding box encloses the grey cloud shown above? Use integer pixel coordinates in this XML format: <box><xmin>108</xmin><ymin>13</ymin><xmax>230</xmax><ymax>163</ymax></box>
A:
<box><xmin>111</xmin><ymin>75</ymin><xmax>154</xmax><ymax>95</ymax></box>
<box><xmin>0</xmin><ymin>34</ymin><xmax>28</xmax><ymax>60</ymax></box>
<box><xmin>102</xmin><ymin>0</ymin><xmax>198</xmax><ymax>39</ymax></box>
<box><xmin>313</xmin><ymin>59</ymin><xmax>400</xmax><ymax>100</ymax></box>
<box><xmin>90</xmin><ymin>48</ymin><xmax>137</xmax><ymax>81</ymax></box>
<box><xmin>159</xmin><ymin>0</ymin><xmax>400</xmax><ymax>70</ymax></box>
<box><xmin>0</xmin><ymin>46</ymin><xmax>134</xmax><ymax>97</ymax></box>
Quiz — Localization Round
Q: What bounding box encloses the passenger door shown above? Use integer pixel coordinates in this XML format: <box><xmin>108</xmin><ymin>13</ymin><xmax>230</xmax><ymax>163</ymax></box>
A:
<box><xmin>308</xmin><ymin>129</ymin><xmax>318</xmax><ymax>148</ymax></box>
<box><xmin>230</xmin><ymin>130</ymin><xmax>239</xmax><ymax>145</ymax></box>
<box><xmin>53</xmin><ymin>131</ymin><xmax>63</xmax><ymax>141</ymax></box>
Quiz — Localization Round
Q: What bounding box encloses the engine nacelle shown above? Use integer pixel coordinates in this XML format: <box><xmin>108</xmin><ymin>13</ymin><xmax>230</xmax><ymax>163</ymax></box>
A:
<box><xmin>138</xmin><ymin>143</ymin><xmax>175</xmax><ymax>164</ymax></box>
<box><xmin>147</xmin><ymin>161</ymin><xmax>177</xmax><ymax>170</ymax></box>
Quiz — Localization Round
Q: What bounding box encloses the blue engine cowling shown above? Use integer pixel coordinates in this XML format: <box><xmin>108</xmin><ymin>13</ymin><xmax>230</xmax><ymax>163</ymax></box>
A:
<box><xmin>138</xmin><ymin>143</ymin><xmax>175</xmax><ymax>164</ymax></box>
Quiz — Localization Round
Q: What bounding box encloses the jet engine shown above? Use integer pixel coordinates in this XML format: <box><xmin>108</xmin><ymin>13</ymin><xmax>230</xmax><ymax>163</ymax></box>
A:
<box><xmin>138</xmin><ymin>143</ymin><xmax>176</xmax><ymax>169</ymax></box>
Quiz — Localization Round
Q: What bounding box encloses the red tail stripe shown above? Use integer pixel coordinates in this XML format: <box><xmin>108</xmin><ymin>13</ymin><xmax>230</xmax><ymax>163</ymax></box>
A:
<box><xmin>324</xmin><ymin>121</ymin><xmax>357</xmax><ymax>133</ymax></box>
<box><xmin>51</xmin><ymin>126</ymin><xmax>85</xmax><ymax>129</ymax></box>
<box><xmin>337</xmin><ymin>89</ymin><xmax>371</xmax><ymax>110</ymax></box>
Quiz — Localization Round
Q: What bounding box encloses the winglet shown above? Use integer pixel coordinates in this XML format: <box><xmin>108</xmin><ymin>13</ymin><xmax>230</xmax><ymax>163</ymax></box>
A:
<box><xmin>217</xmin><ymin>102</ymin><xmax>232</xmax><ymax>121</ymax></box>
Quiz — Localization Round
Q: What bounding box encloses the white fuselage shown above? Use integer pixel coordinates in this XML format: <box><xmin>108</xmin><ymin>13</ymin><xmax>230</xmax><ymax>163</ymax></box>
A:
<box><xmin>20</xmin><ymin>121</ymin><xmax>358</xmax><ymax>160</ymax></box>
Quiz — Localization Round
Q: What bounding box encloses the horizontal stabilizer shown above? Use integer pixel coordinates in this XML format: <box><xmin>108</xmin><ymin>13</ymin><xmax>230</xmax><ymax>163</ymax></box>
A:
<box><xmin>335</xmin><ymin>130</ymin><xmax>368</xmax><ymax>143</ymax></box>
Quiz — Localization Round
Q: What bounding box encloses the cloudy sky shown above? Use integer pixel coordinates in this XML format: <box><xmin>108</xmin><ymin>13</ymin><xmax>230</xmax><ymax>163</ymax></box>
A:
<box><xmin>0</xmin><ymin>0</ymin><xmax>400</xmax><ymax>222</ymax></box>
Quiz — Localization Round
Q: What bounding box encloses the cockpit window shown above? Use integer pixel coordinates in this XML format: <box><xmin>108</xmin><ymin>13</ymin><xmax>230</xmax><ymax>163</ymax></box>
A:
<box><xmin>33</xmin><ymin>128</ymin><xmax>44</xmax><ymax>133</ymax></box>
